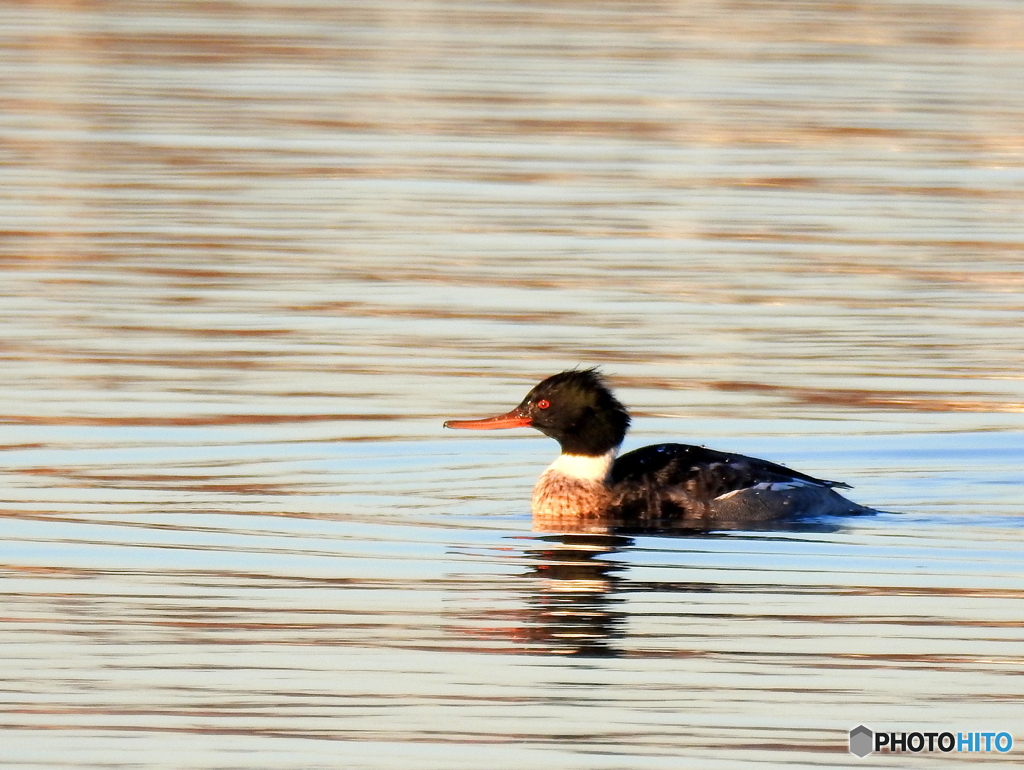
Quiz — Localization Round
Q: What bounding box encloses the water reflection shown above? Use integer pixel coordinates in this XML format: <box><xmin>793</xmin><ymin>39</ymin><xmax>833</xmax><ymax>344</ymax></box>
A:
<box><xmin>2</xmin><ymin>0</ymin><xmax>1023</xmax><ymax>766</ymax></box>
<box><xmin>531</xmin><ymin>508</ymin><xmax>869</xmax><ymax>536</ymax></box>
<box><xmin>517</xmin><ymin>534</ymin><xmax>632</xmax><ymax>657</ymax></box>
<box><xmin>506</xmin><ymin>515</ymin><xmax>862</xmax><ymax>658</ymax></box>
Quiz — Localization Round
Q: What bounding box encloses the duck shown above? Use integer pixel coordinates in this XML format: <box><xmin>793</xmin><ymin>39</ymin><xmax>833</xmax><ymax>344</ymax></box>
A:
<box><xmin>444</xmin><ymin>369</ymin><xmax>871</xmax><ymax>530</ymax></box>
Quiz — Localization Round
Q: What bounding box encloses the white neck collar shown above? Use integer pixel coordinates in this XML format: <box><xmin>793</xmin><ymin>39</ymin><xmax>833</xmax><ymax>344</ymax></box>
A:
<box><xmin>545</xmin><ymin>450</ymin><xmax>617</xmax><ymax>482</ymax></box>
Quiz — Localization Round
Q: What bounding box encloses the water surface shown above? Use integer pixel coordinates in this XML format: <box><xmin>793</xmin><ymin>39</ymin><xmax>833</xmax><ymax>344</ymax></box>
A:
<box><xmin>1</xmin><ymin>0</ymin><xmax>1023</xmax><ymax>767</ymax></box>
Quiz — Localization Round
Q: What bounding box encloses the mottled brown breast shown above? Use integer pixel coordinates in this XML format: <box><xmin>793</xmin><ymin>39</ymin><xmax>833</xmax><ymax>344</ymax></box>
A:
<box><xmin>531</xmin><ymin>470</ymin><xmax>612</xmax><ymax>520</ymax></box>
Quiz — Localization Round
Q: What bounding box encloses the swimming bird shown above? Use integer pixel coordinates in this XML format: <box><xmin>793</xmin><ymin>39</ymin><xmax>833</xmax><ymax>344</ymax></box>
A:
<box><xmin>444</xmin><ymin>369</ymin><xmax>870</xmax><ymax>529</ymax></box>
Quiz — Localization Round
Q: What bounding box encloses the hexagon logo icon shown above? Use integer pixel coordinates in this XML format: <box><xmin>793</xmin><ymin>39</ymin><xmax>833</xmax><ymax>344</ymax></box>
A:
<box><xmin>849</xmin><ymin>725</ymin><xmax>874</xmax><ymax>757</ymax></box>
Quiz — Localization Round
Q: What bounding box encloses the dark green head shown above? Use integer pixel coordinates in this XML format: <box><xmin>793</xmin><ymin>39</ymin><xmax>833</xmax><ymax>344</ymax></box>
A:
<box><xmin>522</xmin><ymin>369</ymin><xmax>631</xmax><ymax>455</ymax></box>
<box><xmin>445</xmin><ymin>369</ymin><xmax>630</xmax><ymax>456</ymax></box>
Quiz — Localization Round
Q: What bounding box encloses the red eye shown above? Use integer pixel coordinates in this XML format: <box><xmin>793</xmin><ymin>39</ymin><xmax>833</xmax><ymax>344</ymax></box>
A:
<box><xmin>536</xmin><ymin>399</ymin><xmax>550</xmax><ymax>409</ymax></box>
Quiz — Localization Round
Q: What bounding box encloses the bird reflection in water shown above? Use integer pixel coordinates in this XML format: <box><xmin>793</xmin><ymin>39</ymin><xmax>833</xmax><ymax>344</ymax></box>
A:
<box><xmin>496</xmin><ymin>511</ymin><xmax>854</xmax><ymax>658</ymax></box>
<box><xmin>516</xmin><ymin>532</ymin><xmax>632</xmax><ymax>658</ymax></box>
<box><xmin>513</xmin><ymin>510</ymin><xmax>738</xmax><ymax>658</ymax></box>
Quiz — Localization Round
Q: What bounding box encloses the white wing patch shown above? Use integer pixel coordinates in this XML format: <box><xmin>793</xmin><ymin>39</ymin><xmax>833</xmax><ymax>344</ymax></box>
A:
<box><xmin>713</xmin><ymin>479</ymin><xmax>817</xmax><ymax>501</ymax></box>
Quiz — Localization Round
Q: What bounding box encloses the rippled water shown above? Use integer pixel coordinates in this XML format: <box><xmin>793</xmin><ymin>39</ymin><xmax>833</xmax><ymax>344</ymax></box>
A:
<box><xmin>1</xmin><ymin>0</ymin><xmax>1023</xmax><ymax>767</ymax></box>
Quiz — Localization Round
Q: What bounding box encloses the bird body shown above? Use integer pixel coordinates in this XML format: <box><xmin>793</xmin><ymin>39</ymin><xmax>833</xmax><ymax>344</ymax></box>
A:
<box><xmin>445</xmin><ymin>369</ymin><xmax>870</xmax><ymax>530</ymax></box>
